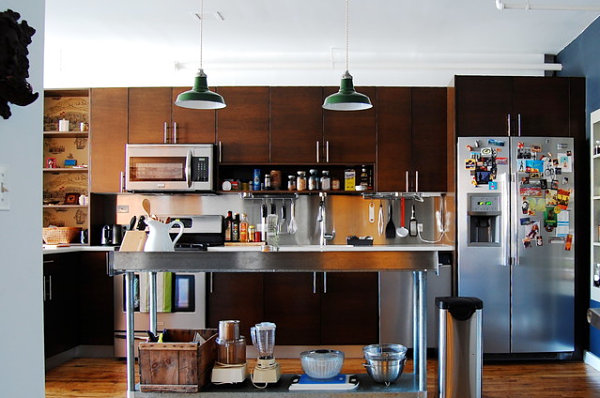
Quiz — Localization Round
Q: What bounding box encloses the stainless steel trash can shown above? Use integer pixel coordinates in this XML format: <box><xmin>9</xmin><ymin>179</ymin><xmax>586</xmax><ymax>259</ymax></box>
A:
<box><xmin>436</xmin><ymin>297</ymin><xmax>483</xmax><ymax>398</ymax></box>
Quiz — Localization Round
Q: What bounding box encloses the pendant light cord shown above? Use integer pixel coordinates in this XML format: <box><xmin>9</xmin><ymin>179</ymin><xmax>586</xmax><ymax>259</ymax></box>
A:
<box><xmin>345</xmin><ymin>0</ymin><xmax>349</xmax><ymax>73</ymax></box>
<box><xmin>200</xmin><ymin>0</ymin><xmax>204</xmax><ymax>70</ymax></box>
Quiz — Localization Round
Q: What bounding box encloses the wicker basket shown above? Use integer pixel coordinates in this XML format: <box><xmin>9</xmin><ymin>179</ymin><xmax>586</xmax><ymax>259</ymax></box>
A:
<box><xmin>42</xmin><ymin>227</ymin><xmax>81</xmax><ymax>244</ymax></box>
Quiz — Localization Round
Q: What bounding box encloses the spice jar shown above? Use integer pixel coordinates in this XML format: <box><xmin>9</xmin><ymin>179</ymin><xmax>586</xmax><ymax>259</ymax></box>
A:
<box><xmin>320</xmin><ymin>170</ymin><xmax>331</xmax><ymax>191</ymax></box>
<box><xmin>264</xmin><ymin>174</ymin><xmax>271</xmax><ymax>190</ymax></box>
<box><xmin>287</xmin><ymin>175</ymin><xmax>296</xmax><ymax>191</ymax></box>
<box><xmin>332</xmin><ymin>178</ymin><xmax>340</xmax><ymax>190</ymax></box>
<box><xmin>270</xmin><ymin>170</ymin><xmax>282</xmax><ymax>190</ymax></box>
<box><xmin>308</xmin><ymin>169</ymin><xmax>319</xmax><ymax>191</ymax></box>
<box><xmin>297</xmin><ymin>171</ymin><xmax>307</xmax><ymax>191</ymax></box>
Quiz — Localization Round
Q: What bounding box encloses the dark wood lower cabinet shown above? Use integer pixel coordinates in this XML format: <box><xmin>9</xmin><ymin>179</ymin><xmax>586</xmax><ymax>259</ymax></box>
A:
<box><xmin>207</xmin><ymin>272</ymin><xmax>378</xmax><ymax>345</ymax></box>
<box><xmin>43</xmin><ymin>252</ymin><xmax>114</xmax><ymax>358</ymax></box>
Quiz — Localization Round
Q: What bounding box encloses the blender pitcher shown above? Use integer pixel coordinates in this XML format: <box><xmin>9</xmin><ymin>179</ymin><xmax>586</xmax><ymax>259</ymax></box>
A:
<box><xmin>251</xmin><ymin>322</ymin><xmax>276</xmax><ymax>359</ymax></box>
<box><xmin>250</xmin><ymin>322</ymin><xmax>281</xmax><ymax>384</ymax></box>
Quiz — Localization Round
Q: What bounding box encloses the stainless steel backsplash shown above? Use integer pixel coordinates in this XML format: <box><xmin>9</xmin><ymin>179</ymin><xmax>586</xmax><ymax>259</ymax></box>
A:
<box><xmin>115</xmin><ymin>193</ymin><xmax>454</xmax><ymax>246</ymax></box>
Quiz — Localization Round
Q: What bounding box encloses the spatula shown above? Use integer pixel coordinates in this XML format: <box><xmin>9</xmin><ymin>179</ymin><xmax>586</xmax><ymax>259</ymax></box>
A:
<box><xmin>385</xmin><ymin>201</ymin><xmax>396</xmax><ymax>238</ymax></box>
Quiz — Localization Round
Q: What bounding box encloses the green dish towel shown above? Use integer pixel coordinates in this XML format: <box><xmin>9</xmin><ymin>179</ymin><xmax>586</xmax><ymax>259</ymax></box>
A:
<box><xmin>139</xmin><ymin>272</ymin><xmax>172</xmax><ymax>313</ymax></box>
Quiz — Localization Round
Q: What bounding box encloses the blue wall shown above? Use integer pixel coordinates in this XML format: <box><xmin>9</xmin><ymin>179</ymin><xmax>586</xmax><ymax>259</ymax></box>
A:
<box><xmin>558</xmin><ymin>16</ymin><xmax>600</xmax><ymax>357</ymax></box>
<box><xmin>558</xmin><ymin>16</ymin><xmax>600</xmax><ymax>126</ymax></box>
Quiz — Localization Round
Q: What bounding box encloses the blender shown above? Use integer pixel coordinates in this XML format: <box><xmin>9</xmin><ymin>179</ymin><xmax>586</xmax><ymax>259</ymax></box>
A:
<box><xmin>211</xmin><ymin>320</ymin><xmax>248</xmax><ymax>384</ymax></box>
<box><xmin>250</xmin><ymin>322</ymin><xmax>281</xmax><ymax>385</ymax></box>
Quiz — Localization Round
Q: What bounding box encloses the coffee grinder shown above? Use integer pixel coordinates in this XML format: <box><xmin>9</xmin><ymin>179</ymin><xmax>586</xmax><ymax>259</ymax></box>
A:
<box><xmin>211</xmin><ymin>320</ymin><xmax>247</xmax><ymax>384</ymax></box>
<box><xmin>250</xmin><ymin>322</ymin><xmax>281</xmax><ymax>385</ymax></box>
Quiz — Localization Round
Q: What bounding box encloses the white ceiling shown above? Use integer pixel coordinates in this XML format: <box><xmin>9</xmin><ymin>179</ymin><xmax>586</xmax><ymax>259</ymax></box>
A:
<box><xmin>43</xmin><ymin>0</ymin><xmax>600</xmax><ymax>88</ymax></box>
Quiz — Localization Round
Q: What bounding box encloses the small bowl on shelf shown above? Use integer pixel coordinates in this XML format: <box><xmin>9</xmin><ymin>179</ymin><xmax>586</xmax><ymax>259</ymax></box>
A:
<box><xmin>300</xmin><ymin>349</ymin><xmax>344</xmax><ymax>379</ymax></box>
<box><xmin>363</xmin><ymin>343</ymin><xmax>407</xmax><ymax>386</ymax></box>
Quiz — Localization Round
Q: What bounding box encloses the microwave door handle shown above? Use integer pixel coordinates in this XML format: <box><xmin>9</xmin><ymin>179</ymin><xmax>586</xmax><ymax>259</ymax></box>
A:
<box><xmin>186</xmin><ymin>150</ymin><xmax>192</xmax><ymax>188</ymax></box>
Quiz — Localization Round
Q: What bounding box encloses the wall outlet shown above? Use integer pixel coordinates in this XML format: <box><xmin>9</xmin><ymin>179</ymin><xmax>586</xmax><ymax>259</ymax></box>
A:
<box><xmin>0</xmin><ymin>165</ymin><xmax>9</xmax><ymax>211</ymax></box>
<box><xmin>417</xmin><ymin>223</ymin><xmax>423</xmax><ymax>233</ymax></box>
<box><xmin>117</xmin><ymin>205</ymin><xmax>129</xmax><ymax>213</ymax></box>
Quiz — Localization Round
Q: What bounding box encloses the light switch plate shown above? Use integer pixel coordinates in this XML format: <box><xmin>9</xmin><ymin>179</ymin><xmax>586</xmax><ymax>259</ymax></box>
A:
<box><xmin>0</xmin><ymin>165</ymin><xmax>9</xmax><ymax>211</ymax></box>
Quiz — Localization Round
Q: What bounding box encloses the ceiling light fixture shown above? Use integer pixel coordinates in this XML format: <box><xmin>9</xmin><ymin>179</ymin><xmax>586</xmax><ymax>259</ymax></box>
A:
<box><xmin>322</xmin><ymin>0</ymin><xmax>372</xmax><ymax>111</ymax></box>
<box><xmin>175</xmin><ymin>0</ymin><xmax>226</xmax><ymax>110</ymax></box>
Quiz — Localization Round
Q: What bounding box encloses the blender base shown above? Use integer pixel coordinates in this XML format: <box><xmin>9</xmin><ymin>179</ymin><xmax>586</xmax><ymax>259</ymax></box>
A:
<box><xmin>251</xmin><ymin>359</ymin><xmax>281</xmax><ymax>384</ymax></box>
<box><xmin>211</xmin><ymin>363</ymin><xmax>247</xmax><ymax>384</ymax></box>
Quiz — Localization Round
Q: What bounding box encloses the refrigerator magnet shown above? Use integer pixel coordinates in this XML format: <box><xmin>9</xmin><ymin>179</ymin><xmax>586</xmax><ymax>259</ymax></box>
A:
<box><xmin>564</xmin><ymin>234</ymin><xmax>573</xmax><ymax>251</ymax></box>
<box><xmin>536</xmin><ymin>236</ymin><xmax>543</xmax><ymax>246</ymax></box>
<box><xmin>488</xmin><ymin>181</ymin><xmax>498</xmax><ymax>190</ymax></box>
<box><xmin>488</xmin><ymin>138</ymin><xmax>505</xmax><ymax>146</ymax></box>
<box><xmin>496</xmin><ymin>157</ymin><xmax>508</xmax><ymax>165</ymax></box>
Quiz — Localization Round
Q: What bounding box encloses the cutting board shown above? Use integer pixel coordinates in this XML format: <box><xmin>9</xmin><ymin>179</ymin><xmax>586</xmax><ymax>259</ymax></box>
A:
<box><xmin>119</xmin><ymin>231</ymin><xmax>147</xmax><ymax>252</ymax></box>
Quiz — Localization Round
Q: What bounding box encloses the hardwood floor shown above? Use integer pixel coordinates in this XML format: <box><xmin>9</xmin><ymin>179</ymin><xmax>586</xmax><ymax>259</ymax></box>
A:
<box><xmin>45</xmin><ymin>357</ymin><xmax>600</xmax><ymax>397</ymax></box>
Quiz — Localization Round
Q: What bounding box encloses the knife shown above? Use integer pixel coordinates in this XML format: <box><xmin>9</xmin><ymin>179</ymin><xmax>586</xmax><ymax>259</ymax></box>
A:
<box><xmin>129</xmin><ymin>216</ymin><xmax>137</xmax><ymax>231</ymax></box>
<box><xmin>137</xmin><ymin>215</ymin><xmax>146</xmax><ymax>231</ymax></box>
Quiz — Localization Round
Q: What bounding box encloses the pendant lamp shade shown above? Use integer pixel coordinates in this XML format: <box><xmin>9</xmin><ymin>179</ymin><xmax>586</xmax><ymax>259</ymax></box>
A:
<box><xmin>175</xmin><ymin>69</ymin><xmax>225</xmax><ymax>109</ymax></box>
<box><xmin>175</xmin><ymin>0</ymin><xmax>226</xmax><ymax>110</ymax></box>
<box><xmin>322</xmin><ymin>0</ymin><xmax>372</xmax><ymax>111</ymax></box>
<box><xmin>323</xmin><ymin>71</ymin><xmax>372</xmax><ymax>111</ymax></box>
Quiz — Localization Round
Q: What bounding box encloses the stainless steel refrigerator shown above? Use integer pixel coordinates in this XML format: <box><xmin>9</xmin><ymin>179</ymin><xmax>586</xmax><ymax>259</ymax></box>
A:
<box><xmin>457</xmin><ymin>136</ymin><xmax>574</xmax><ymax>354</ymax></box>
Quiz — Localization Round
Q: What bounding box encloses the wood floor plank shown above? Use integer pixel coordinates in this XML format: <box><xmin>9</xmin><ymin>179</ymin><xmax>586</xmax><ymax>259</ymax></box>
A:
<box><xmin>45</xmin><ymin>357</ymin><xmax>600</xmax><ymax>397</ymax></box>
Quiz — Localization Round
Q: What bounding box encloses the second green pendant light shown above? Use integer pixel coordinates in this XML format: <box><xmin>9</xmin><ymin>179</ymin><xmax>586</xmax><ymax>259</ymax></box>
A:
<box><xmin>322</xmin><ymin>0</ymin><xmax>372</xmax><ymax>111</ymax></box>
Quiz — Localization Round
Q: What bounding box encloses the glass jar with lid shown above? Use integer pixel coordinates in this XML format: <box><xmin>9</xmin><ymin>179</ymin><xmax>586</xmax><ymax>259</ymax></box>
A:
<box><xmin>297</xmin><ymin>171</ymin><xmax>307</xmax><ymax>191</ymax></box>
<box><xmin>308</xmin><ymin>169</ymin><xmax>319</xmax><ymax>191</ymax></box>
<box><xmin>287</xmin><ymin>175</ymin><xmax>296</xmax><ymax>191</ymax></box>
<box><xmin>320</xmin><ymin>170</ymin><xmax>331</xmax><ymax>191</ymax></box>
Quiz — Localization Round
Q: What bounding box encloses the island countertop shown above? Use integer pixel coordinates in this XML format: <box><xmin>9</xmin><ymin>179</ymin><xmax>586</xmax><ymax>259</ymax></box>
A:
<box><xmin>109</xmin><ymin>244</ymin><xmax>449</xmax><ymax>274</ymax></box>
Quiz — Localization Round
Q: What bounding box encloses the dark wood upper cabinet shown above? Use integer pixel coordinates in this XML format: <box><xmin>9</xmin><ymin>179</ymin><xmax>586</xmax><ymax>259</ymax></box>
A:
<box><xmin>411</xmin><ymin>87</ymin><xmax>448</xmax><ymax>192</ymax></box>
<box><xmin>376</xmin><ymin>87</ymin><xmax>447</xmax><ymax>192</ymax></box>
<box><xmin>128</xmin><ymin>87</ymin><xmax>173</xmax><ymax>144</ymax></box>
<box><xmin>323</xmin><ymin>86</ymin><xmax>377</xmax><ymax>164</ymax></box>
<box><xmin>456</xmin><ymin>76</ymin><xmax>572</xmax><ymax>138</ymax></box>
<box><xmin>270</xmin><ymin>87</ymin><xmax>324</xmax><ymax>163</ymax></box>
<box><xmin>376</xmin><ymin>87</ymin><xmax>412</xmax><ymax>192</ymax></box>
<box><xmin>216</xmin><ymin>87</ymin><xmax>270</xmax><ymax>163</ymax></box>
<box><xmin>512</xmin><ymin>77</ymin><xmax>570</xmax><ymax>137</ymax></box>
<box><xmin>90</xmin><ymin>88</ymin><xmax>128</xmax><ymax>193</ymax></box>
<box><xmin>171</xmin><ymin>87</ymin><xmax>216</xmax><ymax>144</ymax></box>
<box><xmin>455</xmin><ymin>76</ymin><xmax>512</xmax><ymax>137</ymax></box>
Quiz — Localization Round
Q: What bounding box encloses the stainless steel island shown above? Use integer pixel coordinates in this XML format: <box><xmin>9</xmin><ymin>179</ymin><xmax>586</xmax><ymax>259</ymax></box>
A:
<box><xmin>109</xmin><ymin>245</ymin><xmax>450</xmax><ymax>397</ymax></box>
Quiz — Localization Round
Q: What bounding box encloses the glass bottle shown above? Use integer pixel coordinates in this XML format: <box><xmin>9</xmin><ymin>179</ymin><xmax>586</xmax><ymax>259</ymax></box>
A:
<box><xmin>320</xmin><ymin>170</ymin><xmax>331</xmax><ymax>191</ymax></box>
<box><xmin>287</xmin><ymin>175</ymin><xmax>296</xmax><ymax>191</ymax></box>
<box><xmin>239</xmin><ymin>213</ymin><xmax>249</xmax><ymax>243</ymax></box>
<box><xmin>224</xmin><ymin>211</ymin><xmax>233</xmax><ymax>241</ymax></box>
<box><xmin>308</xmin><ymin>169</ymin><xmax>319</xmax><ymax>191</ymax></box>
<box><xmin>360</xmin><ymin>166</ymin><xmax>369</xmax><ymax>190</ymax></box>
<box><xmin>232</xmin><ymin>213</ymin><xmax>240</xmax><ymax>242</ymax></box>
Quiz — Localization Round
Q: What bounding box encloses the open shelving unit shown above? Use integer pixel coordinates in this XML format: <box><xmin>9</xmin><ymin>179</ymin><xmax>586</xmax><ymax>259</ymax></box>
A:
<box><xmin>43</xmin><ymin>89</ymin><xmax>91</xmax><ymax>240</ymax></box>
<box><xmin>591</xmin><ymin>109</ymin><xmax>600</xmax><ymax>302</ymax></box>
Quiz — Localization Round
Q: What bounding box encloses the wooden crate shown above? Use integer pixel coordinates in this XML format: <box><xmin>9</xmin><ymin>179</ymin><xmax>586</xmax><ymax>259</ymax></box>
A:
<box><xmin>139</xmin><ymin>329</ymin><xmax>218</xmax><ymax>393</ymax></box>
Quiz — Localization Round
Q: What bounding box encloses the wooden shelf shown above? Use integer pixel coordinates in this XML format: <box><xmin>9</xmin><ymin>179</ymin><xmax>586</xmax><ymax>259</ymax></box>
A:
<box><xmin>43</xmin><ymin>131</ymin><xmax>89</xmax><ymax>138</ymax></box>
<box><xmin>43</xmin><ymin>167</ymin><xmax>88</xmax><ymax>172</ymax></box>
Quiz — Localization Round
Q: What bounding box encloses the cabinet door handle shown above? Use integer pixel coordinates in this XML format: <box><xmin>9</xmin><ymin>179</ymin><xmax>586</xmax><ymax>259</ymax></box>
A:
<box><xmin>43</xmin><ymin>260</ymin><xmax>54</xmax><ymax>264</ymax></box>
<box><xmin>517</xmin><ymin>113</ymin><xmax>522</xmax><ymax>137</ymax></box>
<box><xmin>316</xmin><ymin>141</ymin><xmax>320</xmax><ymax>163</ymax></box>
<box><xmin>325</xmin><ymin>141</ymin><xmax>330</xmax><ymax>163</ymax></box>
<box><xmin>218</xmin><ymin>141</ymin><xmax>223</xmax><ymax>163</ymax></box>
<box><xmin>507</xmin><ymin>114</ymin><xmax>511</xmax><ymax>136</ymax></box>
<box><xmin>312</xmin><ymin>272</ymin><xmax>317</xmax><ymax>294</ymax></box>
<box><xmin>209</xmin><ymin>272</ymin><xmax>214</xmax><ymax>293</ymax></box>
<box><xmin>163</xmin><ymin>122</ymin><xmax>169</xmax><ymax>144</ymax></box>
<box><xmin>48</xmin><ymin>275</ymin><xmax>52</xmax><ymax>301</ymax></box>
<box><xmin>42</xmin><ymin>276</ymin><xmax>46</xmax><ymax>302</ymax></box>
<box><xmin>172</xmin><ymin>122</ymin><xmax>178</xmax><ymax>144</ymax></box>
<box><xmin>323</xmin><ymin>272</ymin><xmax>327</xmax><ymax>294</ymax></box>
<box><xmin>415</xmin><ymin>170</ymin><xmax>419</xmax><ymax>193</ymax></box>
<box><xmin>405</xmin><ymin>171</ymin><xmax>409</xmax><ymax>192</ymax></box>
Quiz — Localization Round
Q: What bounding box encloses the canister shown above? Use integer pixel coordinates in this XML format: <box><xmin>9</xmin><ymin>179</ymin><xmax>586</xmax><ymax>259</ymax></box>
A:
<box><xmin>344</xmin><ymin>169</ymin><xmax>356</xmax><ymax>191</ymax></box>
<box><xmin>253</xmin><ymin>169</ymin><xmax>261</xmax><ymax>191</ymax></box>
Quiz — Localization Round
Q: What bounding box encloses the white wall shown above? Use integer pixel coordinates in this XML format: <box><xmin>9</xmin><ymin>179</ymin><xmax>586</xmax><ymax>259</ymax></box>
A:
<box><xmin>0</xmin><ymin>1</ymin><xmax>45</xmax><ymax>397</ymax></box>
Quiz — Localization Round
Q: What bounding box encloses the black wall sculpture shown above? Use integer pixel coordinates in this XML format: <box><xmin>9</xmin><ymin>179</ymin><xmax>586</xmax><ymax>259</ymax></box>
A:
<box><xmin>0</xmin><ymin>9</ymin><xmax>39</xmax><ymax>120</ymax></box>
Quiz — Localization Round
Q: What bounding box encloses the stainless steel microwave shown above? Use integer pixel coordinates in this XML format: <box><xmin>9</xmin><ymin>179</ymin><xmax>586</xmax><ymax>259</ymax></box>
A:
<box><xmin>125</xmin><ymin>144</ymin><xmax>215</xmax><ymax>192</ymax></box>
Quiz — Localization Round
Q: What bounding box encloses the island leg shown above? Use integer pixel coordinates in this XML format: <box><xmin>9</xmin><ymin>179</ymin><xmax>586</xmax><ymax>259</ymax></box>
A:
<box><xmin>413</xmin><ymin>270</ymin><xmax>427</xmax><ymax>392</ymax></box>
<box><xmin>149</xmin><ymin>271</ymin><xmax>157</xmax><ymax>335</ymax></box>
<box><xmin>125</xmin><ymin>271</ymin><xmax>136</xmax><ymax>397</ymax></box>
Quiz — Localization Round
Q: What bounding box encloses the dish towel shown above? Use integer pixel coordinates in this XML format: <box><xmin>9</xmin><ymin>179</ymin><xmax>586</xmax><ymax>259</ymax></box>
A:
<box><xmin>139</xmin><ymin>272</ymin><xmax>172</xmax><ymax>313</ymax></box>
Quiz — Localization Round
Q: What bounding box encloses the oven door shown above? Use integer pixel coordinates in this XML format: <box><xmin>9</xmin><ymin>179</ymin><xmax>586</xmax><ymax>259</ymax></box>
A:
<box><xmin>113</xmin><ymin>272</ymin><xmax>206</xmax><ymax>357</ymax></box>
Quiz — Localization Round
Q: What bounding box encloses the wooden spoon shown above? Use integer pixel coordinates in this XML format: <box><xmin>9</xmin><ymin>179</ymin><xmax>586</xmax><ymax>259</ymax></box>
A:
<box><xmin>142</xmin><ymin>199</ymin><xmax>151</xmax><ymax>217</ymax></box>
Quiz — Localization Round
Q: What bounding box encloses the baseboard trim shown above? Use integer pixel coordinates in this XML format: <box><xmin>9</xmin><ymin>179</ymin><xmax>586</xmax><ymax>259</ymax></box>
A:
<box><xmin>584</xmin><ymin>350</ymin><xmax>600</xmax><ymax>371</ymax></box>
<box><xmin>45</xmin><ymin>345</ymin><xmax>114</xmax><ymax>371</ymax></box>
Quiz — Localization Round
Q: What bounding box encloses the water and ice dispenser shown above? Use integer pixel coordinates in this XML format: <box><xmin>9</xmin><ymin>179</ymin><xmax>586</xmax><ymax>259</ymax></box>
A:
<box><xmin>467</xmin><ymin>194</ymin><xmax>501</xmax><ymax>246</ymax></box>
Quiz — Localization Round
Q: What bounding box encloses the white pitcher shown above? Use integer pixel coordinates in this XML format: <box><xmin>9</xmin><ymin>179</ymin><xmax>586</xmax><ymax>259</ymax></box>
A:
<box><xmin>144</xmin><ymin>218</ymin><xmax>184</xmax><ymax>252</ymax></box>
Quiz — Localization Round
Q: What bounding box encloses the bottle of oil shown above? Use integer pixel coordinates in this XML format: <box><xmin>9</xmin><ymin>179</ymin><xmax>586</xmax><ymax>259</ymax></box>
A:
<box><xmin>239</xmin><ymin>213</ymin><xmax>249</xmax><ymax>243</ymax></box>
<box><xmin>232</xmin><ymin>213</ymin><xmax>240</xmax><ymax>242</ymax></box>
<box><xmin>224</xmin><ymin>211</ymin><xmax>233</xmax><ymax>241</ymax></box>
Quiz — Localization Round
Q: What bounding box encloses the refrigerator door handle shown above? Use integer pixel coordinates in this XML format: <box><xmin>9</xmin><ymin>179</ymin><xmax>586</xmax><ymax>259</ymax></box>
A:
<box><xmin>500</xmin><ymin>172</ymin><xmax>510</xmax><ymax>267</ymax></box>
<box><xmin>510</xmin><ymin>171</ymin><xmax>519</xmax><ymax>267</ymax></box>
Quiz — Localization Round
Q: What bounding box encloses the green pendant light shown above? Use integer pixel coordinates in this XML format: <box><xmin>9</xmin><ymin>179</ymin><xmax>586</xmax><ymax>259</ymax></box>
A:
<box><xmin>175</xmin><ymin>0</ymin><xmax>226</xmax><ymax>110</ymax></box>
<box><xmin>323</xmin><ymin>0</ymin><xmax>372</xmax><ymax>111</ymax></box>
